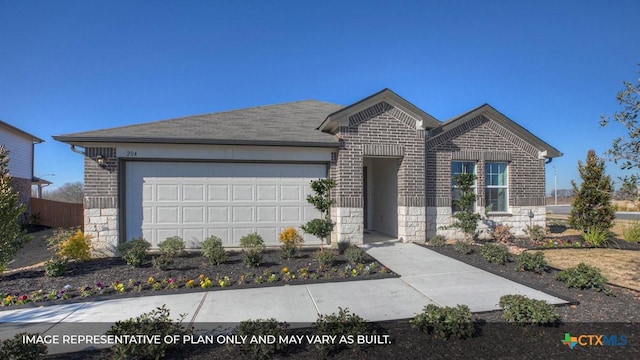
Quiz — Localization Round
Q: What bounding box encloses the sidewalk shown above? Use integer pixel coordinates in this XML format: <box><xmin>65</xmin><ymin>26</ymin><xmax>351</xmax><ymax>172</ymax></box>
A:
<box><xmin>0</xmin><ymin>241</ymin><xmax>567</xmax><ymax>354</ymax></box>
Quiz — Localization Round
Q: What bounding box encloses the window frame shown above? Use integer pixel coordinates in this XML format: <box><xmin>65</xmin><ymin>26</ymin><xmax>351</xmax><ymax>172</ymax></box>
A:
<box><xmin>451</xmin><ymin>161</ymin><xmax>476</xmax><ymax>212</ymax></box>
<box><xmin>485</xmin><ymin>162</ymin><xmax>509</xmax><ymax>213</ymax></box>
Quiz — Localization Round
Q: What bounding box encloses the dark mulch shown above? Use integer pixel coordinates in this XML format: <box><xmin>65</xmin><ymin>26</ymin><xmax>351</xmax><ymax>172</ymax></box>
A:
<box><xmin>0</xmin><ymin>248</ymin><xmax>395</xmax><ymax>309</ymax></box>
<box><xmin>43</xmin><ymin>242</ymin><xmax>640</xmax><ymax>360</ymax></box>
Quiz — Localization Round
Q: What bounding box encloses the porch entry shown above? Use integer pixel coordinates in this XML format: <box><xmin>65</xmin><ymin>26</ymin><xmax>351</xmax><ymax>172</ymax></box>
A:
<box><xmin>363</xmin><ymin>157</ymin><xmax>398</xmax><ymax>238</ymax></box>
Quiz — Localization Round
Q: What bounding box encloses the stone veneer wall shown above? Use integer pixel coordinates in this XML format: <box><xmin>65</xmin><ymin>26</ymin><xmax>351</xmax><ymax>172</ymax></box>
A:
<box><xmin>330</xmin><ymin>102</ymin><xmax>426</xmax><ymax>244</ymax></box>
<box><xmin>425</xmin><ymin>115</ymin><xmax>547</xmax><ymax>240</ymax></box>
<box><xmin>83</xmin><ymin>147</ymin><xmax>119</xmax><ymax>256</ymax></box>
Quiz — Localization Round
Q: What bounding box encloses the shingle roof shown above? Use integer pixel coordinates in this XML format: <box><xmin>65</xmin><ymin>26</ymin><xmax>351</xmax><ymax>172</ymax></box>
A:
<box><xmin>53</xmin><ymin>100</ymin><xmax>343</xmax><ymax>147</ymax></box>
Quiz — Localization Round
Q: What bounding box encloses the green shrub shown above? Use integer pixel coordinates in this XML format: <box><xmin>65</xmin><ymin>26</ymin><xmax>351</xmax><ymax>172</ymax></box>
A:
<box><xmin>158</xmin><ymin>236</ymin><xmax>186</xmax><ymax>258</ymax></box>
<box><xmin>344</xmin><ymin>246</ymin><xmax>366</xmax><ymax>265</ymax></box>
<box><xmin>622</xmin><ymin>221</ymin><xmax>640</xmax><ymax>243</ymax></box>
<box><xmin>313</xmin><ymin>249</ymin><xmax>336</xmax><ymax>271</ymax></box>
<box><xmin>557</xmin><ymin>262</ymin><xmax>610</xmax><ymax>293</ymax></box>
<box><xmin>454</xmin><ymin>240</ymin><xmax>472</xmax><ymax>255</ymax></box>
<box><xmin>152</xmin><ymin>255</ymin><xmax>174</xmax><ymax>271</ymax></box>
<box><xmin>106</xmin><ymin>305</ymin><xmax>188</xmax><ymax>360</ymax></box>
<box><xmin>201</xmin><ymin>236</ymin><xmax>227</xmax><ymax>265</ymax></box>
<box><xmin>428</xmin><ymin>235</ymin><xmax>447</xmax><ymax>247</ymax></box>
<box><xmin>0</xmin><ymin>332</ymin><xmax>48</xmax><ymax>359</ymax></box>
<box><xmin>581</xmin><ymin>227</ymin><xmax>609</xmax><ymax>247</ymax></box>
<box><xmin>117</xmin><ymin>238</ymin><xmax>151</xmax><ymax>267</ymax></box>
<box><xmin>237</xmin><ymin>319</ymin><xmax>289</xmax><ymax>360</ymax></box>
<box><xmin>481</xmin><ymin>243</ymin><xmax>510</xmax><ymax>265</ymax></box>
<box><xmin>515</xmin><ymin>251</ymin><xmax>548</xmax><ymax>274</ymax></box>
<box><xmin>411</xmin><ymin>304</ymin><xmax>475</xmax><ymax>339</ymax></box>
<box><xmin>240</xmin><ymin>233</ymin><xmax>265</xmax><ymax>267</ymax></box>
<box><xmin>44</xmin><ymin>227</ymin><xmax>78</xmax><ymax>252</ymax></box>
<box><xmin>523</xmin><ymin>224</ymin><xmax>546</xmax><ymax>242</ymax></box>
<box><xmin>337</xmin><ymin>241</ymin><xmax>351</xmax><ymax>254</ymax></box>
<box><xmin>312</xmin><ymin>307</ymin><xmax>372</xmax><ymax>357</ymax></box>
<box><xmin>44</xmin><ymin>256</ymin><xmax>68</xmax><ymax>277</ymax></box>
<box><xmin>499</xmin><ymin>294</ymin><xmax>559</xmax><ymax>326</ymax></box>
<box><xmin>492</xmin><ymin>224</ymin><xmax>513</xmax><ymax>243</ymax></box>
<box><xmin>56</xmin><ymin>229</ymin><xmax>92</xmax><ymax>261</ymax></box>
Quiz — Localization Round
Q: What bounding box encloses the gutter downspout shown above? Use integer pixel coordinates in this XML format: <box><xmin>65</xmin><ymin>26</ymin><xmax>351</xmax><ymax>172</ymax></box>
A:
<box><xmin>70</xmin><ymin>145</ymin><xmax>86</xmax><ymax>156</ymax></box>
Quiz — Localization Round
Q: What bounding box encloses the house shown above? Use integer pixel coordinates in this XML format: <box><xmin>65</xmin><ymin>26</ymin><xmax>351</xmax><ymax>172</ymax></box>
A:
<box><xmin>53</xmin><ymin>89</ymin><xmax>561</xmax><ymax>255</ymax></box>
<box><xmin>0</xmin><ymin>120</ymin><xmax>44</xmax><ymax>214</ymax></box>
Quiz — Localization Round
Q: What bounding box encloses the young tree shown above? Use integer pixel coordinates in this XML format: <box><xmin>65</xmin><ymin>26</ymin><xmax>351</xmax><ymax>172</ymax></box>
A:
<box><xmin>600</xmin><ymin>65</ymin><xmax>640</xmax><ymax>194</ymax></box>
<box><xmin>450</xmin><ymin>173</ymin><xmax>481</xmax><ymax>242</ymax></box>
<box><xmin>568</xmin><ymin>150</ymin><xmax>615</xmax><ymax>231</ymax></box>
<box><xmin>301</xmin><ymin>178</ymin><xmax>336</xmax><ymax>248</ymax></box>
<box><xmin>0</xmin><ymin>146</ymin><xmax>31</xmax><ymax>272</ymax></box>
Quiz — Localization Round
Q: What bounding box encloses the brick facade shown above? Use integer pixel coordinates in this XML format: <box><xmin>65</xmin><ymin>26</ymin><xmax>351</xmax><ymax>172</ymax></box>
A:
<box><xmin>12</xmin><ymin>177</ymin><xmax>31</xmax><ymax>220</ymax></box>
<box><xmin>83</xmin><ymin>147</ymin><xmax>119</xmax><ymax>255</ymax></box>
<box><xmin>329</xmin><ymin>101</ymin><xmax>426</xmax><ymax>243</ymax></box>
<box><xmin>425</xmin><ymin>115</ymin><xmax>547</xmax><ymax>238</ymax></box>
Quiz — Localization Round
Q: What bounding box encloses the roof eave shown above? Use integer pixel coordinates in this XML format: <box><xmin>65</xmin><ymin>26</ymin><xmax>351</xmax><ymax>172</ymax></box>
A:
<box><xmin>52</xmin><ymin>136</ymin><xmax>340</xmax><ymax>148</ymax></box>
<box><xmin>0</xmin><ymin>120</ymin><xmax>44</xmax><ymax>143</ymax></box>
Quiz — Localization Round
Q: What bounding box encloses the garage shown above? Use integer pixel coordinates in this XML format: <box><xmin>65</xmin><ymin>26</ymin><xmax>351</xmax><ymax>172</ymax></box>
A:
<box><xmin>124</xmin><ymin>161</ymin><xmax>326</xmax><ymax>248</ymax></box>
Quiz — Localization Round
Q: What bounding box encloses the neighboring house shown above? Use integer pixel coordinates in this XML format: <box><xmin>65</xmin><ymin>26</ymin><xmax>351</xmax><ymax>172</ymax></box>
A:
<box><xmin>0</xmin><ymin>120</ymin><xmax>44</xmax><ymax>213</ymax></box>
<box><xmin>53</xmin><ymin>89</ymin><xmax>561</xmax><ymax>255</ymax></box>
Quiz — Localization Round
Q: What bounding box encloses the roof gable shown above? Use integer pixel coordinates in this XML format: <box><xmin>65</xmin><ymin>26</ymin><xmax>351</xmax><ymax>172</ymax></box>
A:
<box><xmin>0</xmin><ymin>120</ymin><xmax>43</xmax><ymax>143</ymax></box>
<box><xmin>54</xmin><ymin>100</ymin><xmax>343</xmax><ymax>147</ymax></box>
<box><xmin>427</xmin><ymin>104</ymin><xmax>562</xmax><ymax>158</ymax></box>
<box><xmin>318</xmin><ymin>88</ymin><xmax>440</xmax><ymax>133</ymax></box>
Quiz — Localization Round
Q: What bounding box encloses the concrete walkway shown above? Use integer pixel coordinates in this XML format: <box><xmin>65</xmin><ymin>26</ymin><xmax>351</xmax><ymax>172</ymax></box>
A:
<box><xmin>0</xmin><ymin>241</ymin><xmax>567</xmax><ymax>354</ymax></box>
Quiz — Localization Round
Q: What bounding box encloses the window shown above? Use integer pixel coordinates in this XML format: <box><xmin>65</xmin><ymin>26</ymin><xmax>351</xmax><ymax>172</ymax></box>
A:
<box><xmin>485</xmin><ymin>162</ymin><xmax>508</xmax><ymax>212</ymax></box>
<box><xmin>451</xmin><ymin>161</ymin><xmax>476</xmax><ymax>211</ymax></box>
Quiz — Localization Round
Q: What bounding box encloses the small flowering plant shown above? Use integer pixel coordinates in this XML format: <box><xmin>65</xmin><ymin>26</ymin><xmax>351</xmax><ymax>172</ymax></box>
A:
<box><xmin>186</xmin><ymin>279</ymin><xmax>195</xmax><ymax>288</ymax></box>
<box><xmin>111</xmin><ymin>281</ymin><xmax>126</xmax><ymax>293</ymax></box>
<box><xmin>200</xmin><ymin>277</ymin><xmax>213</xmax><ymax>288</ymax></box>
<box><xmin>3</xmin><ymin>294</ymin><xmax>14</xmax><ymax>306</ymax></box>
<box><xmin>165</xmin><ymin>278</ymin><xmax>177</xmax><ymax>290</ymax></box>
<box><xmin>217</xmin><ymin>276</ymin><xmax>232</xmax><ymax>287</ymax></box>
<box><xmin>16</xmin><ymin>294</ymin><xmax>29</xmax><ymax>305</ymax></box>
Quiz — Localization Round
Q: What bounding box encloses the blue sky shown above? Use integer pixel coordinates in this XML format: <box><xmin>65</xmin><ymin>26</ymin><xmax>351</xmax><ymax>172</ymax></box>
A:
<box><xmin>1</xmin><ymin>0</ymin><xmax>638</xmax><ymax>194</ymax></box>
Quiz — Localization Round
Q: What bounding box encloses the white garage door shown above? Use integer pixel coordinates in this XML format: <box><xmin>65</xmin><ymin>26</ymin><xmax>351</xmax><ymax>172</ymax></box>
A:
<box><xmin>125</xmin><ymin>162</ymin><xmax>326</xmax><ymax>248</ymax></box>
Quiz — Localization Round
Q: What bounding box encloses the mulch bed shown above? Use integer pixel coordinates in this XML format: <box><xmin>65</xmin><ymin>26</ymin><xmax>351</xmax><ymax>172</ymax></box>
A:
<box><xmin>0</xmin><ymin>248</ymin><xmax>395</xmax><ymax>309</ymax></box>
<box><xmin>40</xmin><ymin>242</ymin><xmax>640</xmax><ymax>359</ymax></box>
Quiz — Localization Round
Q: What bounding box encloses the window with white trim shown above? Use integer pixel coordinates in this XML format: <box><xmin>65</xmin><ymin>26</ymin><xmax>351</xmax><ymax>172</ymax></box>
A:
<box><xmin>451</xmin><ymin>161</ymin><xmax>476</xmax><ymax>212</ymax></box>
<box><xmin>485</xmin><ymin>162</ymin><xmax>508</xmax><ymax>212</ymax></box>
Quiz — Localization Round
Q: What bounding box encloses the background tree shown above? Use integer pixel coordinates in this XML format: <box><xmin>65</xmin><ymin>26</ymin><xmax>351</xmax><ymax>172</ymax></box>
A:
<box><xmin>600</xmin><ymin>65</ymin><xmax>640</xmax><ymax>196</ymax></box>
<box><xmin>43</xmin><ymin>181</ymin><xmax>84</xmax><ymax>203</ymax></box>
<box><xmin>613</xmin><ymin>177</ymin><xmax>638</xmax><ymax>201</ymax></box>
<box><xmin>0</xmin><ymin>146</ymin><xmax>31</xmax><ymax>272</ymax></box>
<box><xmin>568</xmin><ymin>150</ymin><xmax>615</xmax><ymax>231</ymax></box>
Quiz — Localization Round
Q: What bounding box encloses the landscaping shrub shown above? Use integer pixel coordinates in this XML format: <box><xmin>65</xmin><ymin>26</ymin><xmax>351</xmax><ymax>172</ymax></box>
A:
<box><xmin>499</xmin><ymin>294</ymin><xmax>559</xmax><ymax>326</ymax></box>
<box><xmin>57</xmin><ymin>229</ymin><xmax>92</xmax><ymax>261</ymax></box>
<box><xmin>106</xmin><ymin>305</ymin><xmax>188</xmax><ymax>360</ymax></box>
<box><xmin>44</xmin><ymin>227</ymin><xmax>78</xmax><ymax>253</ymax></box>
<box><xmin>337</xmin><ymin>240</ymin><xmax>351</xmax><ymax>254</ymax></box>
<box><xmin>492</xmin><ymin>224</ymin><xmax>513</xmax><ymax>244</ymax></box>
<box><xmin>557</xmin><ymin>262</ymin><xmax>610</xmax><ymax>293</ymax></box>
<box><xmin>279</xmin><ymin>227</ymin><xmax>303</xmax><ymax>259</ymax></box>
<box><xmin>117</xmin><ymin>238</ymin><xmax>151</xmax><ymax>267</ymax></box>
<box><xmin>313</xmin><ymin>249</ymin><xmax>336</xmax><ymax>271</ymax></box>
<box><xmin>581</xmin><ymin>227</ymin><xmax>609</xmax><ymax>247</ymax></box>
<box><xmin>201</xmin><ymin>236</ymin><xmax>227</xmax><ymax>265</ymax></box>
<box><xmin>454</xmin><ymin>240</ymin><xmax>472</xmax><ymax>255</ymax></box>
<box><xmin>301</xmin><ymin>179</ymin><xmax>336</xmax><ymax>247</ymax></box>
<box><xmin>240</xmin><ymin>233</ymin><xmax>265</xmax><ymax>267</ymax></box>
<box><xmin>411</xmin><ymin>304</ymin><xmax>475</xmax><ymax>339</ymax></box>
<box><xmin>312</xmin><ymin>307</ymin><xmax>372</xmax><ymax>357</ymax></box>
<box><xmin>158</xmin><ymin>236</ymin><xmax>186</xmax><ymax>258</ymax></box>
<box><xmin>622</xmin><ymin>221</ymin><xmax>640</xmax><ymax>243</ymax></box>
<box><xmin>428</xmin><ymin>235</ymin><xmax>447</xmax><ymax>247</ymax></box>
<box><xmin>515</xmin><ymin>251</ymin><xmax>548</xmax><ymax>274</ymax></box>
<box><xmin>152</xmin><ymin>255</ymin><xmax>174</xmax><ymax>271</ymax></box>
<box><xmin>0</xmin><ymin>332</ymin><xmax>47</xmax><ymax>359</ymax></box>
<box><xmin>481</xmin><ymin>243</ymin><xmax>510</xmax><ymax>265</ymax></box>
<box><xmin>237</xmin><ymin>319</ymin><xmax>289</xmax><ymax>360</ymax></box>
<box><xmin>44</xmin><ymin>256</ymin><xmax>68</xmax><ymax>277</ymax></box>
<box><xmin>344</xmin><ymin>246</ymin><xmax>366</xmax><ymax>265</ymax></box>
<box><xmin>523</xmin><ymin>224</ymin><xmax>546</xmax><ymax>242</ymax></box>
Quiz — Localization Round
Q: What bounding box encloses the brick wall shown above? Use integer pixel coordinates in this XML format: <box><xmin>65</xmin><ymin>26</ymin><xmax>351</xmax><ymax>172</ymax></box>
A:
<box><xmin>425</xmin><ymin>115</ymin><xmax>546</xmax><ymax>208</ymax></box>
<box><xmin>12</xmin><ymin>176</ymin><xmax>31</xmax><ymax>217</ymax></box>
<box><xmin>84</xmin><ymin>147</ymin><xmax>118</xmax><ymax>209</ymax></box>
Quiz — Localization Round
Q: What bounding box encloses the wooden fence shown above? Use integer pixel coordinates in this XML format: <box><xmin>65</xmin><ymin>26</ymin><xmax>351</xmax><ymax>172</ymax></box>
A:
<box><xmin>30</xmin><ymin>198</ymin><xmax>83</xmax><ymax>229</ymax></box>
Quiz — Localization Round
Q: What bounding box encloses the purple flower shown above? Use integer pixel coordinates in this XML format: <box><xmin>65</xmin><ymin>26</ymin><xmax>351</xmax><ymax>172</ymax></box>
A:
<box><xmin>96</xmin><ymin>282</ymin><xmax>105</xmax><ymax>290</ymax></box>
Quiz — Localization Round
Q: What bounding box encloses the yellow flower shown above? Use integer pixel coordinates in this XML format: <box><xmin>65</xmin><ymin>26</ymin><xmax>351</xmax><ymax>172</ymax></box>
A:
<box><xmin>281</xmin><ymin>267</ymin><xmax>289</xmax><ymax>274</ymax></box>
<box><xmin>147</xmin><ymin>276</ymin><xmax>154</xmax><ymax>284</ymax></box>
